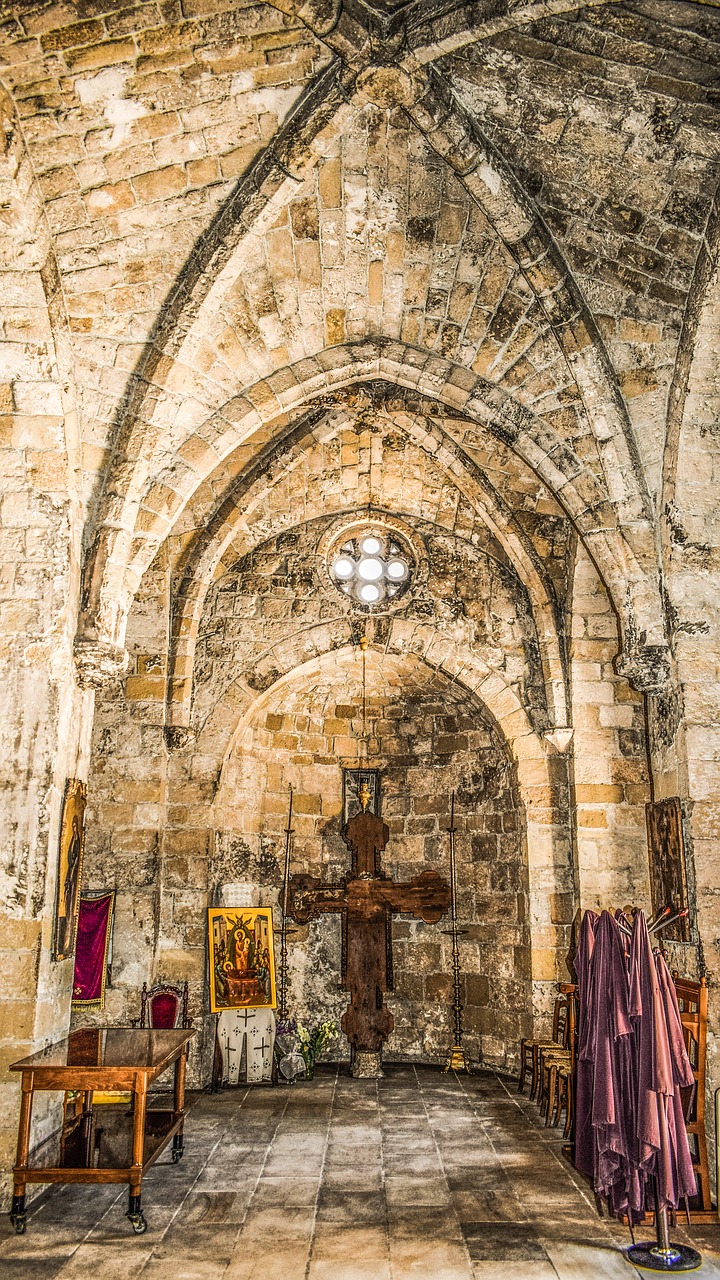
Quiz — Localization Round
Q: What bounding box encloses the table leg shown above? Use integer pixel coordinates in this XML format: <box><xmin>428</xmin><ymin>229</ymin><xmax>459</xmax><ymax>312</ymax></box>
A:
<box><xmin>172</xmin><ymin>1047</ymin><xmax>186</xmax><ymax>1164</ymax></box>
<box><xmin>126</xmin><ymin>1076</ymin><xmax>147</xmax><ymax>1235</ymax></box>
<box><xmin>11</xmin><ymin>1072</ymin><xmax>34</xmax><ymax>1234</ymax></box>
<box><xmin>82</xmin><ymin>1090</ymin><xmax>94</xmax><ymax>1167</ymax></box>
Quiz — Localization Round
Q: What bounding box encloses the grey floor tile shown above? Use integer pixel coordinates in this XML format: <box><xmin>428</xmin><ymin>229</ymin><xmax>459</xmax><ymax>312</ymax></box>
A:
<box><xmin>461</xmin><ymin>1222</ymin><xmax>550</xmax><ymax>1263</ymax></box>
<box><xmin>54</xmin><ymin>1242</ymin><xmax>154</xmax><ymax>1278</ymax></box>
<box><xmin>2</xmin><ymin>1067</ymin><xmax>719</xmax><ymax>1280</ymax></box>
<box><xmin>0</xmin><ymin>1259</ymin><xmax>72</xmax><ymax>1280</ymax></box>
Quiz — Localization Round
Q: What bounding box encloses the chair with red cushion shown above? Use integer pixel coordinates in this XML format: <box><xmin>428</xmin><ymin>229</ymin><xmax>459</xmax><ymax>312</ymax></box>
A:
<box><xmin>131</xmin><ymin>981</ymin><xmax>191</xmax><ymax>1030</ymax></box>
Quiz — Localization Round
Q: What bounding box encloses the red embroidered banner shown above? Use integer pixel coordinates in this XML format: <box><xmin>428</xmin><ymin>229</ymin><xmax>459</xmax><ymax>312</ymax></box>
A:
<box><xmin>72</xmin><ymin>892</ymin><xmax>114</xmax><ymax>1008</ymax></box>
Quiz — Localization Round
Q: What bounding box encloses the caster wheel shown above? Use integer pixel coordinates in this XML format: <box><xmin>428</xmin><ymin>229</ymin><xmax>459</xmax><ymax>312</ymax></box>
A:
<box><xmin>127</xmin><ymin>1212</ymin><xmax>147</xmax><ymax>1235</ymax></box>
<box><xmin>171</xmin><ymin>1147</ymin><xmax>183</xmax><ymax>1164</ymax></box>
<box><xmin>10</xmin><ymin>1214</ymin><xmax>26</xmax><ymax>1235</ymax></box>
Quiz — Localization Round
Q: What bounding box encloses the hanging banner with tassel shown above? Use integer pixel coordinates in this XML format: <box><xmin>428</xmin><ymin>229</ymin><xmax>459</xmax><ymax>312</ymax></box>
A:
<box><xmin>72</xmin><ymin>891</ymin><xmax>115</xmax><ymax>1008</ymax></box>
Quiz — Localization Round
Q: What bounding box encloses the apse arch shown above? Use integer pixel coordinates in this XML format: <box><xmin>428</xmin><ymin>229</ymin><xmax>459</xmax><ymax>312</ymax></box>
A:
<box><xmin>191</xmin><ymin>611</ymin><xmax>542</xmax><ymax>761</ymax></box>
<box><xmin>165</xmin><ymin>396</ymin><xmax>570</xmax><ymax>737</ymax></box>
<box><xmin>210</xmin><ymin>642</ymin><xmax>572</xmax><ymax>1045</ymax></box>
<box><xmin>82</xmin><ymin>340</ymin><xmax>665</xmax><ymax>698</ymax></box>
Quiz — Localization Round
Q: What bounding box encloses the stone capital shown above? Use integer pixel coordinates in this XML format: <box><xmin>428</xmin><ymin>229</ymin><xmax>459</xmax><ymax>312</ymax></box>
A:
<box><xmin>74</xmin><ymin>636</ymin><xmax>129</xmax><ymax>690</ymax></box>
<box><xmin>615</xmin><ymin>643</ymin><xmax>671</xmax><ymax>695</ymax></box>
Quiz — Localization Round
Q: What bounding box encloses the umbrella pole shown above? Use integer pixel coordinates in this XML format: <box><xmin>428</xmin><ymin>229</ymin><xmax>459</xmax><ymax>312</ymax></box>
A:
<box><xmin>625</xmin><ymin>1178</ymin><xmax>701</xmax><ymax>1272</ymax></box>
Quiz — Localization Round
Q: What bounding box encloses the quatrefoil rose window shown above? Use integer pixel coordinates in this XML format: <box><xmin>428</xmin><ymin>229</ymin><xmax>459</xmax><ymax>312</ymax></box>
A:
<box><xmin>329</xmin><ymin>527</ymin><xmax>414</xmax><ymax>608</ymax></box>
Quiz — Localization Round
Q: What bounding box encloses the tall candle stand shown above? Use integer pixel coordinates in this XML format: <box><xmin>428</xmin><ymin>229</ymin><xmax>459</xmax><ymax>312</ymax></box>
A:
<box><xmin>443</xmin><ymin>792</ymin><xmax>472</xmax><ymax>1073</ymax></box>
<box><xmin>276</xmin><ymin>784</ymin><xmax>297</xmax><ymax>1022</ymax></box>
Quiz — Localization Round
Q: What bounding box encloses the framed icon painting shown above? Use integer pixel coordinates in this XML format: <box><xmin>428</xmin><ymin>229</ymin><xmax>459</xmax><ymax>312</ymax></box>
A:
<box><xmin>342</xmin><ymin>768</ymin><xmax>381</xmax><ymax>824</ymax></box>
<box><xmin>208</xmin><ymin>906</ymin><xmax>277</xmax><ymax>1013</ymax></box>
<box><xmin>53</xmin><ymin>779</ymin><xmax>87</xmax><ymax>961</ymax></box>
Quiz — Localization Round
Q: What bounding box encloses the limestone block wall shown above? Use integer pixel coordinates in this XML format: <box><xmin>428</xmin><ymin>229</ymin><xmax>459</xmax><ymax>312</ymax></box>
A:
<box><xmin>0</xmin><ymin>1</ymin><xmax>328</xmax><ymax>511</ymax></box>
<box><xmin>658</xmin><ymin>263</ymin><xmax>720</xmax><ymax>1172</ymax></box>
<box><xmin>569</xmin><ymin>546</ymin><xmax>652</xmax><ymax>912</ymax></box>
<box><xmin>77</xmin><ymin>547</ymin><xmax>191</xmax><ymax>1046</ymax></box>
<box><xmin>0</xmin><ymin>93</ymin><xmax>93</xmax><ymax>1203</ymax></box>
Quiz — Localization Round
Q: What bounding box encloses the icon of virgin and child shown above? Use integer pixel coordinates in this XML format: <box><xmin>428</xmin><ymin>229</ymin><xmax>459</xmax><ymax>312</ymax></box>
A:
<box><xmin>209</xmin><ymin>909</ymin><xmax>275</xmax><ymax>1012</ymax></box>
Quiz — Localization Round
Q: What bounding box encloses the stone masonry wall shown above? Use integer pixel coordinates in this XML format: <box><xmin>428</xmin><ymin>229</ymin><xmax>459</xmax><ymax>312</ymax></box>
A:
<box><xmin>0</xmin><ymin>88</ymin><xmax>92</xmax><ymax>1204</ymax></box>
<box><xmin>570</xmin><ymin>545</ymin><xmax>652</xmax><ymax>912</ymax></box>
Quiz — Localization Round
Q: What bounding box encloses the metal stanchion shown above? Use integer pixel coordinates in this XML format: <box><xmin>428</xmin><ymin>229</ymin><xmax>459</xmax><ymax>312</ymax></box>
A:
<box><xmin>443</xmin><ymin>792</ymin><xmax>472</xmax><ymax>1074</ymax></box>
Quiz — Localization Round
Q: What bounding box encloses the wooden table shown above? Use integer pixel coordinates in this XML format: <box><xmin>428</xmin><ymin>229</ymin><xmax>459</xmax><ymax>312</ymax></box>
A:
<box><xmin>9</xmin><ymin>1026</ymin><xmax>195</xmax><ymax>1236</ymax></box>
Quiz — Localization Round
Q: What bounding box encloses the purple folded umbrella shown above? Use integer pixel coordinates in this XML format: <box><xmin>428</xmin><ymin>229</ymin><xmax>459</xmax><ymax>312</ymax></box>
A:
<box><xmin>574</xmin><ymin>907</ymin><xmax>696</xmax><ymax>1223</ymax></box>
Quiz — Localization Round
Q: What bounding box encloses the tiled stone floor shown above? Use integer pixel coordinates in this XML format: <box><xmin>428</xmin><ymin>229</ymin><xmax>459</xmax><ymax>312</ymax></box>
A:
<box><xmin>2</xmin><ymin>1065</ymin><xmax>720</xmax><ymax>1280</ymax></box>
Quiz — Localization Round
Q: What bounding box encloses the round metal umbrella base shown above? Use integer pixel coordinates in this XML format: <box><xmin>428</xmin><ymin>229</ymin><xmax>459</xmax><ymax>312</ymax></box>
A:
<box><xmin>626</xmin><ymin>1242</ymin><xmax>702</xmax><ymax>1272</ymax></box>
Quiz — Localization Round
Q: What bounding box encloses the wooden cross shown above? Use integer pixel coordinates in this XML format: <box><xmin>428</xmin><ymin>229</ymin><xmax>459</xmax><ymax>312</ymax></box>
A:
<box><xmin>284</xmin><ymin>808</ymin><xmax>451</xmax><ymax>1056</ymax></box>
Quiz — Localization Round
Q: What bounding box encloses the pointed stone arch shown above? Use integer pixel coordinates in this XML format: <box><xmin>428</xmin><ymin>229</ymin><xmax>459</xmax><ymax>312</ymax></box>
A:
<box><xmin>83</xmin><ymin>339</ymin><xmax>665</xmax><ymax>697</ymax></box>
<box><xmin>208</xmin><ymin>640</ymin><xmax>573</xmax><ymax>1034</ymax></box>
<box><xmin>165</xmin><ymin>391</ymin><xmax>570</xmax><ymax>736</ymax></box>
<box><xmin>77</xmin><ymin>51</ymin><xmax>667</xmax><ymax>692</ymax></box>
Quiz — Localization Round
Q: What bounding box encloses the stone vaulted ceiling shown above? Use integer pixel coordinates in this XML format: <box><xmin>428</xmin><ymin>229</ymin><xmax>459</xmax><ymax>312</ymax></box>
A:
<box><xmin>0</xmin><ymin>0</ymin><xmax>718</xmax><ymax>710</ymax></box>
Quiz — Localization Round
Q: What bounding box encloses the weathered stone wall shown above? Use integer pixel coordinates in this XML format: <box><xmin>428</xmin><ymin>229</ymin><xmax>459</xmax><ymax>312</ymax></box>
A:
<box><xmin>658</xmin><ymin>257</ymin><xmax>720</xmax><ymax>1175</ymax></box>
<box><xmin>570</xmin><ymin>546</ymin><xmax>652</xmax><ymax>911</ymax></box>
<box><xmin>0</xmin><ymin>85</ymin><xmax>93</xmax><ymax>1203</ymax></box>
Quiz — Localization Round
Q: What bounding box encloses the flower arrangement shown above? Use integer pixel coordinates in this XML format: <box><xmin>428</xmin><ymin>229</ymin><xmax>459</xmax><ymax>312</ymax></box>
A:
<box><xmin>274</xmin><ymin>1015</ymin><xmax>339</xmax><ymax>1080</ymax></box>
<box><xmin>274</xmin><ymin>1017</ymin><xmax>299</xmax><ymax>1053</ymax></box>
<box><xmin>296</xmin><ymin>1018</ymin><xmax>339</xmax><ymax>1078</ymax></box>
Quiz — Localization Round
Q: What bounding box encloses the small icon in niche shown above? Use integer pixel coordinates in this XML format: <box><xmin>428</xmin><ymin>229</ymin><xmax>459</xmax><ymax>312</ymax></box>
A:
<box><xmin>343</xmin><ymin>768</ymin><xmax>381</xmax><ymax>824</ymax></box>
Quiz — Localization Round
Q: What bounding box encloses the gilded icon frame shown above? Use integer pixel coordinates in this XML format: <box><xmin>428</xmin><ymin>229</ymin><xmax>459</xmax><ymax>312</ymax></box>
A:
<box><xmin>53</xmin><ymin>779</ymin><xmax>87</xmax><ymax>962</ymax></box>
<box><xmin>208</xmin><ymin>907</ymin><xmax>277</xmax><ymax>1013</ymax></box>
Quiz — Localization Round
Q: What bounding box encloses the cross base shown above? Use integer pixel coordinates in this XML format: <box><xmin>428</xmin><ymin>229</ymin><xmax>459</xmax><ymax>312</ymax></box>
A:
<box><xmin>443</xmin><ymin>1044</ymin><xmax>473</xmax><ymax>1073</ymax></box>
<box><xmin>352</xmin><ymin>1050</ymin><xmax>384</xmax><ymax>1079</ymax></box>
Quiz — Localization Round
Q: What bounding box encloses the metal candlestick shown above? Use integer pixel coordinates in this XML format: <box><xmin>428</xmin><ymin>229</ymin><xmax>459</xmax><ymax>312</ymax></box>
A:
<box><xmin>276</xmin><ymin>784</ymin><xmax>297</xmax><ymax>1022</ymax></box>
<box><xmin>443</xmin><ymin>792</ymin><xmax>472</xmax><ymax>1073</ymax></box>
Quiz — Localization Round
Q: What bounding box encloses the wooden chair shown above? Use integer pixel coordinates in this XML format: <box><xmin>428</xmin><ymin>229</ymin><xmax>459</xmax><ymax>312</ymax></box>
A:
<box><xmin>673</xmin><ymin>973</ymin><xmax>713</xmax><ymax>1220</ymax></box>
<box><xmin>518</xmin><ymin>990</ymin><xmax>569</xmax><ymax>1100</ymax></box>
<box><xmin>548</xmin><ymin>1061</ymin><xmax>574</xmax><ymax>1137</ymax></box>
<box><xmin>540</xmin><ymin>985</ymin><xmax>577</xmax><ymax>1128</ymax></box>
<box><xmin>131</xmin><ymin>981</ymin><xmax>191</xmax><ymax>1030</ymax></box>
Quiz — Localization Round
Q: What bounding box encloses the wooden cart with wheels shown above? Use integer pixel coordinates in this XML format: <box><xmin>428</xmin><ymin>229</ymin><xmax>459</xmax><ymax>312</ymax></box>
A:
<box><xmin>9</xmin><ymin>1027</ymin><xmax>195</xmax><ymax>1236</ymax></box>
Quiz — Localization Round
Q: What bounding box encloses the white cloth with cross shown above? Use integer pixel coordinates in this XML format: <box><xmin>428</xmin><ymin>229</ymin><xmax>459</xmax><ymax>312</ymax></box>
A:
<box><xmin>217</xmin><ymin>1007</ymin><xmax>275</xmax><ymax>1084</ymax></box>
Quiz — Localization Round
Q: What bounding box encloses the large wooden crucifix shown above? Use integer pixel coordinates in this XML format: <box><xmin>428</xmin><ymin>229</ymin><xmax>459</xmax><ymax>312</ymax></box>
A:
<box><xmin>284</xmin><ymin>805</ymin><xmax>451</xmax><ymax>1072</ymax></box>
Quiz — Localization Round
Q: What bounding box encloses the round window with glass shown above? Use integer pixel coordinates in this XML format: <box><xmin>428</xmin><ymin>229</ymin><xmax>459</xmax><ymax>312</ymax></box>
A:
<box><xmin>329</xmin><ymin>528</ymin><xmax>413</xmax><ymax>607</ymax></box>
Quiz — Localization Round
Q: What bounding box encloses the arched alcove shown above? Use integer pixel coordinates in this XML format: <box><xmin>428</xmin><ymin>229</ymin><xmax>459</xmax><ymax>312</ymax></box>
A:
<box><xmin>214</xmin><ymin>648</ymin><xmax>532</xmax><ymax>1070</ymax></box>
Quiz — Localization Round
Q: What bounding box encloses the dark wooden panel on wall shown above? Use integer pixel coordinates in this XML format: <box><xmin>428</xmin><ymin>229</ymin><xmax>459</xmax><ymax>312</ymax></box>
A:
<box><xmin>646</xmin><ymin>796</ymin><xmax>691</xmax><ymax>943</ymax></box>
